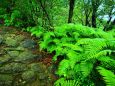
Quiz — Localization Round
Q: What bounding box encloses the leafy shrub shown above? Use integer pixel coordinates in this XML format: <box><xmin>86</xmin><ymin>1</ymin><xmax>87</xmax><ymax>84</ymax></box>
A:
<box><xmin>15</xmin><ymin>0</ymin><xmax>42</xmax><ymax>27</ymax></box>
<box><xmin>0</xmin><ymin>8</ymin><xmax>6</xmax><ymax>15</ymax></box>
<box><xmin>29</xmin><ymin>24</ymin><xmax>115</xmax><ymax>86</ymax></box>
<box><xmin>0</xmin><ymin>8</ymin><xmax>6</xmax><ymax>25</ymax></box>
<box><xmin>0</xmin><ymin>0</ymin><xmax>54</xmax><ymax>28</ymax></box>
<box><xmin>1</xmin><ymin>10</ymin><xmax>23</xmax><ymax>27</ymax></box>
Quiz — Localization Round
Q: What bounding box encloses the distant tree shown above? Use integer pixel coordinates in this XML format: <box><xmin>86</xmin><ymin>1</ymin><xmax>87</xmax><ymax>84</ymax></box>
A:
<box><xmin>68</xmin><ymin>0</ymin><xmax>76</xmax><ymax>23</ymax></box>
<box><xmin>103</xmin><ymin>0</ymin><xmax>115</xmax><ymax>31</ymax></box>
<box><xmin>91</xmin><ymin>0</ymin><xmax>102</xmax><ymax>28</ymax></box>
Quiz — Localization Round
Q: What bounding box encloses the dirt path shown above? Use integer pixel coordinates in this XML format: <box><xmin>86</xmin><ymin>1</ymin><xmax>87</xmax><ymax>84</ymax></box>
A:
<box><xmin>0</xmin><ymin>26</ymin><xmax>56</xmax><ymax>86</ymax></box>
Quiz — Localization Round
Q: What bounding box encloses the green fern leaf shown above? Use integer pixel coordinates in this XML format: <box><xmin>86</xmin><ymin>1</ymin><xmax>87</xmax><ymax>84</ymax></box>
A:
<box><xmin>57</xmin><ymin>59</ymin><xmax>70</xmax><ymax>77</ymax></box>
<box><xmin>80</xmin><ymin>61</ymin><xmax>94</xmax><ymax>77</ymax></box>
<box><xmin>97</xmin><ymin>66</ymin><xmax>115</xmax><ymax>86</ymax></box>
<box><xmin>54</xmin><ymin>78</ymin><xmax>80</xmax><ymax>86</ymax></box>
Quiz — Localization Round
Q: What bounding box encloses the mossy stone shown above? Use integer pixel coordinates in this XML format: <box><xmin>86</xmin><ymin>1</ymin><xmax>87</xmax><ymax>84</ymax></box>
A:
<box><xmin>5</xmin><ymin>37</ymin><xmax>18</xmax><ymax>47</ymax></box>
<box><xmin>22</xmin><ymin>70</ymin><xmax>35</xmax><ymax>81</ymax></box>
<box><xmin>7</xmin><ymin>51</ymin><xmax>20</xmax><ymax>57</ymax></box>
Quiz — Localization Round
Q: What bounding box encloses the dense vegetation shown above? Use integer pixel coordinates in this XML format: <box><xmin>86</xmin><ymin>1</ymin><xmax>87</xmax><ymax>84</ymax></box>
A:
<box><xmin>0</xmin><ymin>0</ymin><xmax>115</xmax><ymax>86</ymax></box>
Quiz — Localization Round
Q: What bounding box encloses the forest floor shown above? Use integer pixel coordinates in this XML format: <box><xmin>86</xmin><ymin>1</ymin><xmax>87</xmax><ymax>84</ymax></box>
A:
<box><xmin>0</xmin><ymin>26</ymin><xmax>57</xmax><ymax>86</ymax></box>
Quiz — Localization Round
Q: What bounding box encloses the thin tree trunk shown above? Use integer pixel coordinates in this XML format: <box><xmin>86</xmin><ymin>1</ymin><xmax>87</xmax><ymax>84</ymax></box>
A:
<box><xmin>92</xmin><ymin>0</ymin><xmax>97</xmax><ymax>28</ymax></box>
<box><xmin>68</xmin><ymin>0</ymin><xmax>75</xmax><ymax>23</ymax></box>
<box><xmin>85</xmin><ymin>14</ymin><xmax>89</xmax><ymax>26</ymax></box>
<box><xmin>91</xmin><ymin>0</ymin><xmax>100</xmax><ymax>28</ymax></box>
<box><xmin>92</xmin><ymin>10</ymin><xmax>96</xmax><ymax>28</ymax></box>
<box><xmin>91</xmin><ymin>0</ymin><xmax>102</xmax><ymax>28</ymax></box>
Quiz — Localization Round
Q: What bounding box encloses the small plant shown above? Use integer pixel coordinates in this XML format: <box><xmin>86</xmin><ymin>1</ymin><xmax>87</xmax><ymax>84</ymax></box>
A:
<box><xmin>27</xmin><ymin>26</ymin><xmax>44</xmax><ymax>38</ymax></box>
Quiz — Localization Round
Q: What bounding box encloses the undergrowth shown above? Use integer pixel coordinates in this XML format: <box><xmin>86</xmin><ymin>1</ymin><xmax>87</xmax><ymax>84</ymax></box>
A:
<box><xmin>28</xmin><ymin>24</ymin><xmax>115</xmax><ymax>86</ymax></box>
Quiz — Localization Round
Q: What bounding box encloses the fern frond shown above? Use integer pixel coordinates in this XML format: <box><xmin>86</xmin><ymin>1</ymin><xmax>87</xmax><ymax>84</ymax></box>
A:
<box><xmin>54</xmin><ymin>78</ymin><xmax>80</xmax><ymax>86</ymax></box>
<box><xmin>63</xmin><ymin>43</ymin><xmax>83</xmax><ymax>52</ymax></box>
<box><xmin>80</xmin><ymin>61</ymin><xmax>94</xmax><ymax>77</ymax></box>
<box><xmin>57</xmin><ymin>59</ymin><xmax>70</xmax><ymax>77</ymax></box>
<box><xmin>27</xmin><ymin>26</ymin><xmax>44</xmax><ymax>37</ymax></box>
<box><xmin>95</xmin><ymin>50</ymin><xmax>112</xmax><ymax>57</ymax></box>
<box><xmin>96</xmin><ymin>30</ymin><xmax>114</xmax><ymax>39</ymax></box>
<box><xmin>97</xmin><ymin>66</ymin><xmax>115</xmax><ymax>86</ymax></box>
<box><xmin>67</xmin><ymin>50</ymin><xmax>83</xmax><ymax>69</ymax></box>
<box><xmin>98</xmin><ymin>56</ymin><xmax>115</xmax><ymax>68</ymax></box>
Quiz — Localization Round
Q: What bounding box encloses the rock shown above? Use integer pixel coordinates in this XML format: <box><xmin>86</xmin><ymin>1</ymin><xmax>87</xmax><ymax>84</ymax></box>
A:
<box><xmin>0</xmin><ymin>35</ymin><xmax>3</xmax><ymax>44</ymax></box>
<box><xmin>38</xmin><ymin>73</ymin><xmax>48</xmax><ymax>80</ymax></box>
<box><xmin>0</xmin><ymin>74</ymin><xmax>13</xmax><ymax>86</ymax></box>
<box><xmin>15</xmin><ymin>51</ymin><xmax>36</xmax><ymax>62</ymax></box>
<box><xmin>30</xmin><ymin>63</ymin><xmax>46</xmax><ymax>73</ymax></box>
<box><xmin>3</xmin><ymin>34</ymin><xmax>16</xmax><ymax>39</ymax></box>
<box><xmin>0</xmin><ymin>63</ymin><xmax>27</xmax><ymax>73</ymax></box>
<box><xmin>16</xmin><ymin>46</ymin><xmax>25</xmax><ymax>51</ymax></box>
<box><xmin>30</xmin><ymin>63</ymin><xmax>42</xmax><ymax>72</ymax></box>
<box><xmin>5</xmin><ymin>37</ymin><xmax>18</xmax><ymax>47</ymax></box>
<box><xmin>22</xmin><ymin>70</ymin><xmax>36</xmax><ymax>81</ymax></box>
<box><xmin>0</xmin><ymin>74</ymin><xmax>13</xmax><ymax>81</ymax></box>
<box><xmin>7</xmin><ymin>51</ymin><xmax>20</xmax><ymax>57</ymax></box>
<box><xmin>21</xmin><ymin>39</ymin><xmax>36</xmax><ymax>49</ymax></box>
<box><xmin>0</xmin><ymin>55</ymin><xmax>12</xmax><ymax>64</ymax></box>
<box><xmin>4</xmin><ymin>47</ymin><xmax>25</xmax><ymax>51</ymax></box>
<box><xmin>15</xmin><ymin>35</ymin><xmax>24</xmax><ymax>42</ymax></box>
<box><xmin>40</xmin><ymin>82</ymin><xmax>47</xmax><ymax>86</ymax></box>
<box><xmin>34</xmin><ymin>54</ymin><xmax>43</xmax><ymax>61</ymax></box>
<box><xmin>0</xmin><ymin>49</ymin><xmax>6</xmax><ymax>55</ymax></box>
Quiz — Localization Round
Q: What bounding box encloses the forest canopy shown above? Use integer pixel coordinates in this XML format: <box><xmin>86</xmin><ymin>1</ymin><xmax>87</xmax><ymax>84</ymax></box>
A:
<box><xmin>0</xmin><ymin>0</ymin><xmax>114</xmax><ymax>30</ymax></box>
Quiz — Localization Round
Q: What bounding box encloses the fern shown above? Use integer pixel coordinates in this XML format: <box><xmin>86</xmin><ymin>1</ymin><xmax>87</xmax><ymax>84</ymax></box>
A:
<box><xmin>28</xmin><ymin>24</ymin><xmax>115</xmax><ymax>86</ymax></box>
<box><xmin>97</xmin><ymin>67</ymin><xmax>115</xmax><ymax>86</ymax></box>
<box><xmin>53</xmin><ymin>24</ymin><xmax>115</xmax><ymax>86</ymax></box>
<box><xmin>54</xmin><ymin>78</ymin><xmax>80</xmax><ymax>86</ymax></box>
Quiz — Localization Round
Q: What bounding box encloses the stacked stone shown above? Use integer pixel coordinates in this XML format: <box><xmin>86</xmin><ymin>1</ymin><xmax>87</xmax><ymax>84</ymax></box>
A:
<box><xmin>0</xmin><ymin>27</ymin><xmax>53</xmax><ymax>86</ymax></box>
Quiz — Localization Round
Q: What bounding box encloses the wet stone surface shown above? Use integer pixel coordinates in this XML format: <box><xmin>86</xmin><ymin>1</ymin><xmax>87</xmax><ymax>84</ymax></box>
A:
<box><xmin>0</xmin><ymin>27</ymin><xmax>55</xmax><ymax>86</ymax></box>
<box><xmin>21</xmin><ymin>39</ymin><xmax>37</xmax><ymax>49</ymax></box>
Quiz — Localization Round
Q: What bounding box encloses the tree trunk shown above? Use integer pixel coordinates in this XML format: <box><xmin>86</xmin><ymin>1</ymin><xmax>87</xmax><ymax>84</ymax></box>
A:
<box><xmin>91</xmin><ymin>0</ymin><xmax>99</xmax><ymax>28</ymax></box>
<box><xmin>85</xmin><ymin>14</ymin><xmax>89</xmax><ymax>26</ymax></box>
<box><xmin>91</xmin><ymin>0</ymin><xmax>97</xmax><ymax>28</ymax></box>
<box><xmin>92</xmin><ymin>11</ymin><xmax>96</xmax><ymax>28</ymax></box>
<box><xmin>68</xmin><ymin>0</ymin><xmax>75</xmax><ymax>23</ymax></box>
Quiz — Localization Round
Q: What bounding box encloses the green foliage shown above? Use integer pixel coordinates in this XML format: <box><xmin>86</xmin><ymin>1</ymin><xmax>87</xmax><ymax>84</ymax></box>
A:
<box><xmin>31</xmin><ymin>24</ymin><xmax>115</xmax><ymax>86</ymax></box>
<box><xmin>27</xmin><ymin>26</ymin><xmax>44</xmax><ymax>38</ymax></box>
<box><xmin>0</xmin><ymin>0</ymin><xmax>55</xmax><ymax>28</ymax></box>
<box><xmin>97</xmin><ymin>67</ymin><xmax>115</xmax><ymax>86</ymax></box>
<box><xmin>0</xmin><ymin>8</ymin><xmax>6</xmax><ymax>15</ymax></box>
<box><xmin>2</xmin><ymin>10</ymin><xmax>23</xmax><ymax>27</ymax></box>
<box><xmin>15</xmin><ymin>0</ymin><xmax>39</xmax><ymax>26</ymax></box>
<box><xmin>54</xmin><ymin>78</ymin><xmax>80</xmax><ymax>86</ymax></box>
<box><xmin>3</xmin><ymin>10</ymin><xmax>23</xmax><ymax>27</ymax></box>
